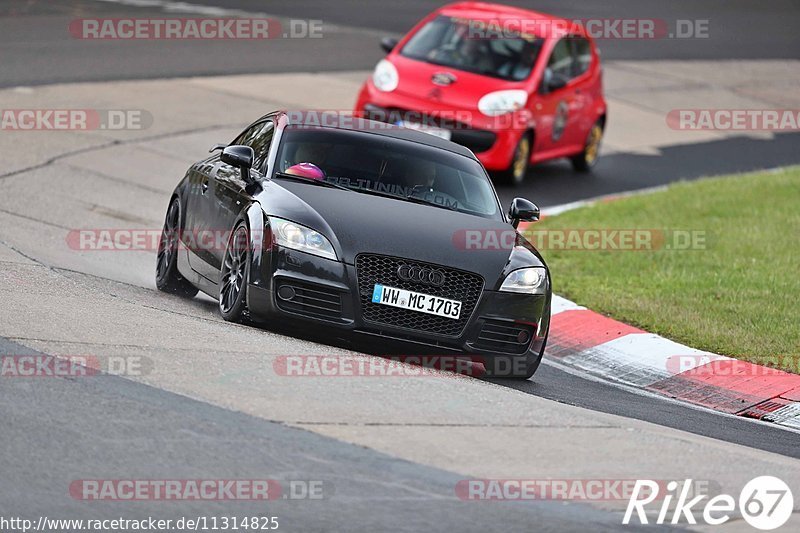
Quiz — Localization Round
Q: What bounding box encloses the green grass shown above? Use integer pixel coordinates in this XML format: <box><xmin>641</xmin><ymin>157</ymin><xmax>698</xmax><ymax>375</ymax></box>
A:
<box><xmin>533</xmin><ymin>166</ymin><xmax>800</xmax><ymax>370</ymax></box>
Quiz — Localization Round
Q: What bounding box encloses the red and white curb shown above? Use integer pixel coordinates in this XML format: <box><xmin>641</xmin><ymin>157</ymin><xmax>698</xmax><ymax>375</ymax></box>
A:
<box><xmin>547</xmin><ymin>294</ymin><xmax>800</xmax><ymax>430</ymax></box>
<box><xmin>534</xmin><ymin>187</ymin><xmax>800</xmax><ymax>430</ymax></box>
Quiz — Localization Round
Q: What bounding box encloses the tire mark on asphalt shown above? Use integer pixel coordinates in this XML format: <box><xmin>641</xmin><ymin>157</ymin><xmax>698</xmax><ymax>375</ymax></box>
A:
<box><xmin>0</xmin><ymin>123</ymin><xmax>237</xmax><ymax>180</ymax></box>
<box><xmin>55</xmin><ymin>267</ymin><xmax>239</xmax><ymax>325</ymax></box>
<box><xmin>0</xmin><ymin>140</ymin><xmax>121</xmax><ymax>181</ymax></box>
<box><xmin>0</xmin><ymin>239</ymin><xmax>231</xmax><ymax>329</ymax></box>
<box><xmin>0</xmin><ymin>208</ymin><xmax>74</xmax><ymax>230</ymax></box>
<box><xmin>64</xmin><ymin>163</ymin><xmax>172</xmax><ymax>195</ymax></box>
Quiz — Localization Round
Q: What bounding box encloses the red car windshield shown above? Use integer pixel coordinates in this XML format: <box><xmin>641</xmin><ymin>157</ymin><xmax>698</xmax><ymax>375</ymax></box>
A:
<box><xmin>401</xmin><ymin>16</ymin><xmax>543</xmax><ymax>82</ymax></box>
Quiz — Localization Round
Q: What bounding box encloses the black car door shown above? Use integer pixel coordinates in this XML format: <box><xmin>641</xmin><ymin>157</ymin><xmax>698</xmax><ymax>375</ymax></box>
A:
<box><xmin>186</xmin><ymin>121</ymin><xmax>264</xmax><ymax>281</ymax></box>
<box><xmin>184</xmin><ymin>156</ymin><xmax>221</xmax><ymax>280</ymax></box>
<box><xmin>208</xmin><ymin>120</ymin><xmax>276</xmax><ymax>274</ymax></box>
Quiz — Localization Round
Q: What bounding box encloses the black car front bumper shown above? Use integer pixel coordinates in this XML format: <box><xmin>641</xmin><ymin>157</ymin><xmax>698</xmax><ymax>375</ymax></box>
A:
<box><xmin>247</xmin><ymin>247</ymin><xmax>550</xmax><ymax>361</ymax></box>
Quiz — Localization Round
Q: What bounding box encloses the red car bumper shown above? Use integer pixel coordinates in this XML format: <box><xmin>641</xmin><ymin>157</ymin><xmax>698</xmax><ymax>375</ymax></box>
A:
<box><xmin>355</xmin><ymin>83</ymin><xmax>525</xmax><ymax>172</ymax></box>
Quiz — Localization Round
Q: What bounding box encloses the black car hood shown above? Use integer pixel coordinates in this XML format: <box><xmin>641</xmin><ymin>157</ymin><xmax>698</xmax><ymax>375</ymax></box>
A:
<box><xmin>258</xmin><ymin>180</ymin><xmax>542</xmax><ymax>283</ymax></box>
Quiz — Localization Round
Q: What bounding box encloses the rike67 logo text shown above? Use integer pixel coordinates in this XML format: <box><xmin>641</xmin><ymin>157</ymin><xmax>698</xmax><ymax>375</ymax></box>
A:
<box><xmin>624</xmin><ymin>476</ymin><xmax>793</xmax><ymax>530</ymax></box>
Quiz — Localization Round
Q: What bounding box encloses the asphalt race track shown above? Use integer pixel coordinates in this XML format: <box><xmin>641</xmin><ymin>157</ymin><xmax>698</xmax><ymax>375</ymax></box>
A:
<box><xmin>2</xmin><ymin>1</ymin><xmax>800</xmax><ymax>531</ymax></box>
<box><xmin>1</xmin><ymin>336</ymin><xmax>649</xmax><ymax>532</ymax></box>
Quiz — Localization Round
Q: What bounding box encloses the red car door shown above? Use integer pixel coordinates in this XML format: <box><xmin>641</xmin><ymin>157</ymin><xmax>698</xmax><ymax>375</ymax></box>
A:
<box><xmin>567</xmin><ymin>36</ymin><xmax>598</xmax><ymax>151</ymax></box>
<box><xmin>532</xmin><ymin>37</ymin><xmax>582</xmax><ymax>161</ymax></box>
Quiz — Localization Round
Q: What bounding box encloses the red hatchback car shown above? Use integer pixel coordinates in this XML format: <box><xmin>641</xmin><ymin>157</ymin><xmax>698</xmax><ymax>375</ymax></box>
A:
<box><xmin>355</xmin><ymin>1</ymin><xmax>607</xmax><ymax>184</ymax></box>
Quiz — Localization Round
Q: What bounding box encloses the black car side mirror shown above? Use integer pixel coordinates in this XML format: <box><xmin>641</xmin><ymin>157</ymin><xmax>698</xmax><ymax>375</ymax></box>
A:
<box><xmin>509</xmin><ymin>197</ymin><xmax>540</xmax><ymax>228</ymax></box>
<box><xmin>380</xmin><ymin>37</ymin><xmax>399</xmax><ymax>54</ymax></box>
<box><xmin>221</xmin><ymin>145</ymin><xmax>254</xmax><ymax>181</ymax></box>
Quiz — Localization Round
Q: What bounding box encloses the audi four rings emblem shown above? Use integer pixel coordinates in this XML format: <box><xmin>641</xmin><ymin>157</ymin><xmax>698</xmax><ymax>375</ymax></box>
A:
<box><xmin>397</xmin><ymin>265</ymin><xmax>446</xmax><ymax>287</ymax></box>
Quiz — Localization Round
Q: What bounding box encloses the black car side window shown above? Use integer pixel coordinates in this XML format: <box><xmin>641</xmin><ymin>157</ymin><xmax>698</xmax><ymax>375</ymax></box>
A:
<box><xmin>228</xmin><ymin>120</ymin><xmax>274</xmax><ymax>174</ymax></box>
<box><xmin>251</xmin><ymin>121</ymin><xmax>275</xmax><ymax>173</ymax></box>
<box><xmin>233</xmin><ymin>122</ymin><xmax>263</xmax><ymax>147</ymax></box>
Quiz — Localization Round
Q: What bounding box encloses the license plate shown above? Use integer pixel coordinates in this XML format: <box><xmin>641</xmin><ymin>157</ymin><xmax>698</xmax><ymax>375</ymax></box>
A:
<box><xmin>371</xmin><ymin>284</ymin><xmax>461</xmax><ymax>320</ymax></box>
<box><xmin>396</xmin><ymin>121</ymin><xmax>452</xmax><ymax>141</ymax></box>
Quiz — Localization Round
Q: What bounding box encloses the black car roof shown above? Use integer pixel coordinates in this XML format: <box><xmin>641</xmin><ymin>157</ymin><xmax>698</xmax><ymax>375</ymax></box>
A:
<box><xmin>264</xmin><ymin>110</ymin><xmax>478</xmax><ymax>160</ymax></box>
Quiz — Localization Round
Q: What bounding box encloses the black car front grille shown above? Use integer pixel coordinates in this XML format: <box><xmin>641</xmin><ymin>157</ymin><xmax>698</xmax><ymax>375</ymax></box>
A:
<box><xmin>474</xmin><ymin>319</ymin><xmax>534</xmax><ymax>355</ymax></box>
<box><xmin>276</xmin><ymin>280</ymin><xmax>343</xmax><ymax>321</ymax></box>
<box><xmin>356</xmin><ymin>254</ymin><xmax>484</xmax><ymax>337</ymax></box>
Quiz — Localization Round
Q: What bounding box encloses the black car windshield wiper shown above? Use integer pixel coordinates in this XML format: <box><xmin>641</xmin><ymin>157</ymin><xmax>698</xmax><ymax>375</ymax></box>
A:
<box><xmin>404</xmin><ymin>192</ymin><xmax>459</xmax><ymax>211</ymax></box>
<box><xmin>345</xmin><ymin>184</ymin><xmax>459</xmax><ymax>212</ymax></box>
<box><xmin>273</xmin><ymin>172</ymin><xmax>353</xmax><ymax>191</ymax></box>
<box><xmin>348</xmin><ymin>187</ymin><xmax>403</xmax><ymax>200</ymax></box>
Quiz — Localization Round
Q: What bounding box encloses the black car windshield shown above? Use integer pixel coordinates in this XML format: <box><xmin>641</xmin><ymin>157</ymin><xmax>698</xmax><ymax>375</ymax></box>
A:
<box><xmin>274</xmin><ymin>127</ymin><xmax>501</xmax><ymax>219</ymax></box>
<box><xmin>401</xmin><ymin>16</ymin><xmax>543</xmax><ymax>82</ymax></box>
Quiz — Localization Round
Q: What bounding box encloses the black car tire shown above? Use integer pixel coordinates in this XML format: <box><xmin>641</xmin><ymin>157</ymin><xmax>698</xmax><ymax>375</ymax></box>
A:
<box><xmin>155</xmin><ymin>198</ymin><xmax>198</xmax><ymax>298</ymax></box>
<box><xmin>500</xmin><ymin>133</ymin><xmax>532</xmax><ymax>186</ymax></box>
<box><xmin>219</xmin><ymin>222</ymin><xmax>251</xmax><ymax>323</ymax></box>
<box><xmin>570</xmin><ymin>121</ymin><xmax>604</xmax><ymax>172</ymax></box>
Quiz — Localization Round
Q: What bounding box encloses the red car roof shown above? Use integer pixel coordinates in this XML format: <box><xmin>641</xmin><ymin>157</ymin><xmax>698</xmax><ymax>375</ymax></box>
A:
<box><xmin>436</xmin><ymin>1</ymin><xmax>586</xmax><ymax>39</ymax></box>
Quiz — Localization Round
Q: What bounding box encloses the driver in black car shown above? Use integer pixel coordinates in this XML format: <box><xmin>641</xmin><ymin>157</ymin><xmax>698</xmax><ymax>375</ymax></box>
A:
<box><xmin>398</xmin><ymin>158</ymin><xmax>437</xmax><ymax>197</ymax></box>
<box><xmin>291</xmin><ymin>142</ymin><xmax>332</xmax><ymax>169</ymax></box>
<box><xmin>415</xmin><ymin>159</ymin><xmax>437</xmax><ymax>188</ymax></box>
<box><xmin>402</xmin><ymin>159</ymin><xmax>463</xmax><ymax>210</ymax></box>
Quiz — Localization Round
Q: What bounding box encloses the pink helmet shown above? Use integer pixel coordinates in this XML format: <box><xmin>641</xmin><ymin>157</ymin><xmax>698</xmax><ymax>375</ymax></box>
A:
<box><xmin>285</xmin><ymin>162</ymin><xmax>325</xmax><ymax>180</ymax></box>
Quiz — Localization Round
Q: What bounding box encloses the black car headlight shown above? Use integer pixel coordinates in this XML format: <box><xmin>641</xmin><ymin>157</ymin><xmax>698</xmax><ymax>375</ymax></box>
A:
<box><xmin>499</xmin><ymin>267</ymin><xmax>547</xmax><ymax>295</ymax></box>
<box><xmin>268</xmin><ymin>216</ymin><xmax>337</xmax><ymax>261</ymax></box>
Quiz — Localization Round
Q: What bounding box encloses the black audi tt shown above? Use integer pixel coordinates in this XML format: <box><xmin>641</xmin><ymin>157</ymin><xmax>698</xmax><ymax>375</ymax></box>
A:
<box><xmin>156</xmin><ymin>111</ymin><xmax>551</xmax><ymax>378</ymax></box>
